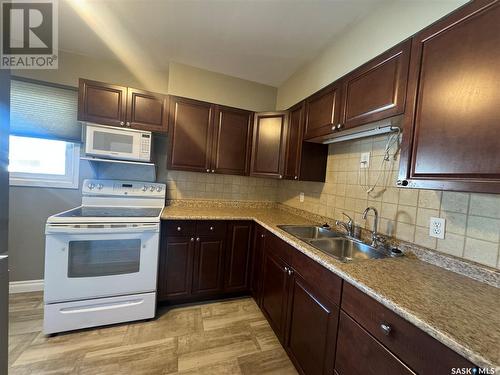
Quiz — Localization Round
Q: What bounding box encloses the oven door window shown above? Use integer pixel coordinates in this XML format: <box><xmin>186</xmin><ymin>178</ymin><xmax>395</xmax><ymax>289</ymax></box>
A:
<box><xmin>92</xmin><ymin>131</ymin><xmax>134</xmax><ymax>154</ymax></box>
<box><xmin>68</xmin><ymin>239</ymin><xmax>141</xmax><ymax>278</ymax></box>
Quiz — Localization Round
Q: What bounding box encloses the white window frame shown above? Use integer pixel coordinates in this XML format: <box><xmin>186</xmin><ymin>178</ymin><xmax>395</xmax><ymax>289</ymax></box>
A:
<box><xmin>9</xmin><ymin>140</ymin><xmax>80</xmax><ymax>189</ymax></box>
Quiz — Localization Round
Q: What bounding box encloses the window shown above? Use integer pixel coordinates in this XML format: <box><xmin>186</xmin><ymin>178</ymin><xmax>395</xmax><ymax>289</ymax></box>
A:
<box><xmin>9</xmin><ymin>136</ymin><xmax>80</xmax><ymax>189</ymax></box>
<box><xmin>9</xmin><ymin>78</ymin><xmax>82</xmax><ymax>189</ymax></box>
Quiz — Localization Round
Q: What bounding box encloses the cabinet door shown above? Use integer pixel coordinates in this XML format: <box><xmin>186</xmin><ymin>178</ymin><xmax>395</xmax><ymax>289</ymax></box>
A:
<box><xmin>285</xmin><ymin>102</ymin><xmax>328</xmax><ymax>182</ymax></box>
<box><xmin>191</xmin><ymin>237</ymin><xmax>225</xmax><ymax>295</ymax></box>
<box><xmin>224</xmin><ymin>222</ymin><xmax>253</xmax><ymax>292</ymax></box>
<box><xmin>335</xmin><ymin>312</ymin><xmax>414</xmax><ymax>375</ymax></box>
<box><xmin>212</xmin><ymin>106</ymin><xmax>253</xmax><ymax>175</ymax></box>
<box><xmin>304</xmin><ymin>82</ymin><xmax>342</xmax><ymax>140</ymax></box>
<box><xmin>126</xmin><ymin>88</ymin><xmax>168</xmax><ymax>133</ymax></box>
<box><xmin>284</xmin><ymin>102</ymin><xmax>304</xmax><ymax>180</ymax></box>
<box><xmin>260</xmin><ymin>251</ymin><xmax>289</xmax><ymax>342</ymax></box>
<box><xmin>285</xmin><ymin>273</ymin><xmax>339</xmax><ymax>375</ymax></box>
<box><xmin>251</xmin><ymin>225</ymin><xmax>267</xmax><ymax>304</ymax></box>
<box><xmin>168</xmin><ymin>96</ymin><xmax>214</xmax><ymax>173</ymax></box>
<box><xmin>78</xmin><ymin>79</ymin><xmax>127</xmax><ymax>127</ymax></box>
<box><xmin>158</xmin><ymin>236</ymin><xmax>194</xmax><ymax>301</ymax></box>
<box><xmin>399</xmin><ymin>0</ymin><xmax>500</xmax><ymax>193</ymax></box>
<box><xmin>342</xmin><ymin>39</ymin><xmax>410</xmax><ymax>129</ymax></box>
<box><xmin>250</xmin><ymin>112</ymin><xmax>288</xmax><ymax>179</ymax></box>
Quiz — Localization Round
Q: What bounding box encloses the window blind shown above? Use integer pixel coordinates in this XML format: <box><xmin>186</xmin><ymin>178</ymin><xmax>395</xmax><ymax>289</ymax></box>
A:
<box><xmin>10</xmin><ymin>79</ymin><xmax>81</xmax><ymax>142</ymax></box>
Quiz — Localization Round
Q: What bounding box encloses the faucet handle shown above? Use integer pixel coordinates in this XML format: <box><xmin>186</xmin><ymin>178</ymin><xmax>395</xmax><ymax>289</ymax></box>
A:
<box><xmin>342</xmin><ymin>212</ymin><xmax>353</xmax><ymax>225</ymax></box>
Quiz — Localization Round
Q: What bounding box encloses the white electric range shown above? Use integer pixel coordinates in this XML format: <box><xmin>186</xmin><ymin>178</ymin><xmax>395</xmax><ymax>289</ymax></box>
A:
<box><xmin>43</xmin><ymin>179</ymin><xmax>165</xmax><ymax>334</ymax></box>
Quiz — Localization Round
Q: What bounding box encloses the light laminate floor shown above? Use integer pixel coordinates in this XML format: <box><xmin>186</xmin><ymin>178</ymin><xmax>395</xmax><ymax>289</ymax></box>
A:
<box><xmin>8</xmin><ymin>292</ymin><xmax>297</xmax><ymax>374</ymax></box>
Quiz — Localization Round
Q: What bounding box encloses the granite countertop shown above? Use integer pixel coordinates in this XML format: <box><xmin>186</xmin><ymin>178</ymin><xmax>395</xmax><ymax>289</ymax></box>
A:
<box><xmin>161</xmin><ymin>205</ymin><xmax>500</xmax><ymax>369</ymax></box>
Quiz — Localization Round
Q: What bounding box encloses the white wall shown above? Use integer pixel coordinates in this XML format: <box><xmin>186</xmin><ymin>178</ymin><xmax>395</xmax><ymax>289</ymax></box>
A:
<box><xmin>276</xmin><ymin>0</ymin><xmax>468</xmax><ymax>110</ymax></box>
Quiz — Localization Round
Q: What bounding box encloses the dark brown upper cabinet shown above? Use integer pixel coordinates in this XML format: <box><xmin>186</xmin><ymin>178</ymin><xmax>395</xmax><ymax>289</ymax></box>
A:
<box><xmin>303</xmin><ymin>82</ymin><xmax>342</xmax><ymax>141</ymax></box>
<box><xmin>284</xmin><ymin>102</ymin><xmax>328</xmax><ymax>182</ymax></box>
<box><xmin>211</xmin><ymin>106</ymin><xmax>253</xmax><ymax>175</ymax></box>
<box><xmin>250</xmin><ymin>112</ymin><xmax>288</xmax><ymax>179</ymax></box>
<box><xmin>78</xmin><ymin>79</ymin><xmax>168</xmax><ymax>133</ymax></box>
<box><xmin>126</xmin><ymin>87</ymin><xmax>169</xmax><ymax>133</ymax></box>
<box><xmin>168</xmin><ymin>96</ymin><xmax>214</xmax><ymax>173</ymax></box>
<box><xmin>398</xmin><ymin>0</ymin><xmax>500</xmax><ymax>193</ymax></box>
<box><xmin>168</xmin><ymin>97</ymin><xmax>253</xmax><ymax>176</ymax></box>
<box><xmin>78</xmin><ymin>79</ymin><xmax>127</xmax><ymax>128</ymax></box>
<box><xmin>342</xmin><ymin>39</ymin><xmax>411</xmax><ymax>129</ymax></box>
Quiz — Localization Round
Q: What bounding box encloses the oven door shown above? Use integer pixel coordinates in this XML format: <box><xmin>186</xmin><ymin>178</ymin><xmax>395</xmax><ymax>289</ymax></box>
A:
<box><xmin>44</xmin><ymin>223</ymin><xmax>159</xmax><ymax>303</ymax></box>
<box><xmin>85</xmin><ymin>124</ymin><xmax>151</xmax><ymax>162</ymax></box>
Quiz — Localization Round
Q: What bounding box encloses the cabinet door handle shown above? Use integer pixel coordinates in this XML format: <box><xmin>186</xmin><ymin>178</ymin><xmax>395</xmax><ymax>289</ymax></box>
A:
<box><xmin>196</xmin><ymin>237</ymin><xmax>200</xmax><ymax>242</ymax></box>
<box><xmin>120</xmin><ymin>121</ymin><xmax>125</xmax><ymax>126</ymax></box>
<box><xmin>336</xmin><ymin>123</ymin><xmax>343</xmax><ymax>130</ymax></box>
<box><xmin>380</xmin><ymin>323</ymin><xmax>392</xmax><ymax>336</ymax></box>
<box><xmin>211</xmin><ymin>169</ymin><xmax>215</xmax><ymax>173</ymax></box>
<box><xmin>279</xmin><ymin>175</ymin><xmax>283</xmax><ymax>179</ymax></box>
<box><xmin>176</xmin><ymin>226</ymin><xmax>182</xmax><ymax>232</ymax></box>
<box><xmin>126</xmin><ymin>121</ymin><xmax>131</xmax><ymax>127</ymax></box>
<box><xmin>260</xmin><ymin>234</ymin><xmax>265</xmax><ymax>238</ymax></box>
<box><xmin>294</xmin><ymin>176</ymin><xmax>298</xmax><ymax>180</ymax></box>
<box><xmin>206</xmin><ymin>169</ymin><xmax>210</xmax><ymax>173</ymax></box>
<box><xmin>284</xmin><ymin>266</ymin><xmax>289</xmax><ymax>272</ymax></box>
<box><xmin>288</xmin><ymin>269</ymin><xmax>293</xmax><ymax>276</ymax></box>
<box><xmin>190</xmin><ymin>237</ymin><xmax>195</xmax><ymax>242</ymax></box>
<box><xmin>331</xmin><ymin>125</ymin><xmax>335</xmax><ymax>131</ymax></box>
<box><xmin>209</xmin><ymin>226</ymin><xmax>214</xmax><ymax>231</ymax></box>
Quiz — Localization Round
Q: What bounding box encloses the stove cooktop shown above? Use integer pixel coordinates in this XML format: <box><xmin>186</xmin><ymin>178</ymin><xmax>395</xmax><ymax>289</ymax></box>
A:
<box><xmin>53</xmin><ymin>206</ymin><xmax>163</xmax><ymax>219</ymax></box>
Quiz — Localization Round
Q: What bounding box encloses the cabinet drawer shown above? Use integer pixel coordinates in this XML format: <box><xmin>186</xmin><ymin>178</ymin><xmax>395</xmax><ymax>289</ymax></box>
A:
<box><xmin>265</xmin><ymin>233</ymin><xmax>292</xmax><ymax>264</ymax></box>
<box><xmin>196</xmin><ymin>221</ymin><xmax>226</xmax><ymax>237</ymax></box>
<box><xmin>165</xmin><ymin>221</ymin><xmax>196</xmax><ymax>237</ymax></box>
<box><xmin>341</xmin><ymin>283</ymin><xmax>473</xmax><ymax>374</ymax></box>
<box><xmin>336</xmin><ymin>311</ymin><xmax>414</xmax><ymax>375</ymax></box>
<box><xmin>291</xmin><ymin>248</ymin><xmax>342</xmax><ymax>305</ymax></box>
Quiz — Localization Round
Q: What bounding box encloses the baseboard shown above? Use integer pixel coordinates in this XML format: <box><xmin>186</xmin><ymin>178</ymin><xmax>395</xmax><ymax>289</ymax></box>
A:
<box><xmin>9</xmin><ymin>279</ymin><xmax>44</xmax><ymax>293</ymax></box>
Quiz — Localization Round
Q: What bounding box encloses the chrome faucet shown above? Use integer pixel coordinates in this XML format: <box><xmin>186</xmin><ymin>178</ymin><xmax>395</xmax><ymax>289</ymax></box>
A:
<box><xmin>335</xmin><ymin>212</ymin><xmax>354</xmax><ymax>237</ymax></box>
<box><xmin>362</xmin><ymin>206</ymin><xmax>383</xmax><ymax>247</ymax></box>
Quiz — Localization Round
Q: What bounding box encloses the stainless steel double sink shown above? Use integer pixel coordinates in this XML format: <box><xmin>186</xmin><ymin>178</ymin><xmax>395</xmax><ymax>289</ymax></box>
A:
<box><xmin>277</xmin><ymin>225</ymin><xmax>390</xmax><ymax>263</ymax></box>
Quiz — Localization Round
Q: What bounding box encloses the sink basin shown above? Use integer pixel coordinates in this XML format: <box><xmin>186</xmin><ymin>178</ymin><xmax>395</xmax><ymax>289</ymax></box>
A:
<box><xmin>277</xmin><ymin>225</ymin><xmax>342</xmax><ymax>240</ymax></box>
<box><xmin>278</xmin><ymin>224</ymin><xmax>389</xmax><ymax>262</ymax></box>
<box><xmin>309</xmin><ymin>238</ymin><xmax>387</xmax><ymax>262</ymax></box>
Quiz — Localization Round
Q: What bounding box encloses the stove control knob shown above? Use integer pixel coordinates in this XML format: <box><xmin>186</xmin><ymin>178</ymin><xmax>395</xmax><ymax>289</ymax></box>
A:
<box><xmin>142</xmin><ymin>185</ymin><xmax>148</xmax><ymax>192</ymax></box>
<box><xmin>156</xmin><ymin>186</ymin><xmax>163</xmax><ymax>192</ymax></box>
<box><xmin>96</xmin><ymin>184</ymin><xmax>103</xmax><ymax>190</ymax></box>
<box><xmin>87</xmin><ymin>183</ymin><xmax>95</xmax><ymax>190</ymax></box>
<box><xmin>149</xmin><ymin>186</ymin><xmax>155</xmax><ymax>192</ymax></box>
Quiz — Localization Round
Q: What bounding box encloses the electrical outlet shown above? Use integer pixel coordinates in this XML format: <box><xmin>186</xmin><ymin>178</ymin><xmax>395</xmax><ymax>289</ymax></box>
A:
<box><xmin>360</xmin><ymin>152</ymin><xmax>370</xmax><ymax>168</ymax></box>
<box><xmin>429</xmin><ymin>217</ymin><xmax>445</xmax><ymax>239</ymax></box>
<box><xmin>299</xmin><ymin>192</ymin><xmax>304</xmax><ymax>203</ymax></box>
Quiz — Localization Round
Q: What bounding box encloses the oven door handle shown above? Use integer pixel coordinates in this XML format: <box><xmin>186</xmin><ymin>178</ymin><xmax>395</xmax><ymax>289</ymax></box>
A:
<box><xmin>45</xmin><ymin>223</ymin><xmax>159</xmax><ymax>234</ymax></box>
<box><xmin>59</xmin><ymin>298</ymin><xmax>144</xmax><ymax>314</ymax></box>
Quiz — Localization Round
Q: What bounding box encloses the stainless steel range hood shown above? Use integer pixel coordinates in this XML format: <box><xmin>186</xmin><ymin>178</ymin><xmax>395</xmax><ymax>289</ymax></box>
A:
<box><xmin>315</xmin><ymin>116</ymin><xmax>402</xmax><ymax>144</ymax></box>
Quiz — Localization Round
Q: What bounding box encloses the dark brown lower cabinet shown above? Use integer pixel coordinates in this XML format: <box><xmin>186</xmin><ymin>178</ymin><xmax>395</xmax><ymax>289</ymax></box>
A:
<box><xmin>224</xmin><ymin>222</ymin><xmax>253</xmax><ymax>292</ymax></box>
<box><xmin>191</xmin><ymin>237</ymin><xmax>225</xmax><ymax>295</ymax></box>
<box><xmin>157</xmin><ymin>235</ymin><xmax>194</xmax><ymax>301</ymax></box>
<box><xmin>335</xmin><ymin>312</ymin><xmax>414</xmax><ymax>375</ymax></box>
<box><xmin>285</xmin><ymin>273</ymin><xmax>339</xmax><ymax>375</ymax></box>
<box><xmin>251</xmin><ymin>225</ymin><xmax>267</xmax><ymax>304</ymax></box>
<box><xmin>261</xmin><ymin>251</ymin><xmax>289</xmax><ymax>343</ymax></box>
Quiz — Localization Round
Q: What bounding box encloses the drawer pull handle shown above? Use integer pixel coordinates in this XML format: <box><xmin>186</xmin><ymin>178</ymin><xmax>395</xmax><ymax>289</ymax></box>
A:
<box><xmin>176</xmin><ymin>226</ymin><xmax>182</xmax><ymax>232</ymax></box>
<box><xmin>380</xmin><ymin>323</ymin><xmax>392</xmax><ymax>336</ymax></box>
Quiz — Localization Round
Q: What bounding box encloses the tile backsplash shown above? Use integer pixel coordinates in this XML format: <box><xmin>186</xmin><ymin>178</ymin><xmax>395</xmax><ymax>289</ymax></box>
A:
<box><xmin>278</xmin><ymin>136</ymin><xmax>500</xmax><ymax>269</ymax></box>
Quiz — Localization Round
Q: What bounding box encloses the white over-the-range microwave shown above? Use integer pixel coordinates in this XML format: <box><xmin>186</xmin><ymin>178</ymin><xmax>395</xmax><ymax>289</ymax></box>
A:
<box><xmin>84</xmin><ymin>123</ymin><xmax>152</xmax><ymax>162</ymax></box>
